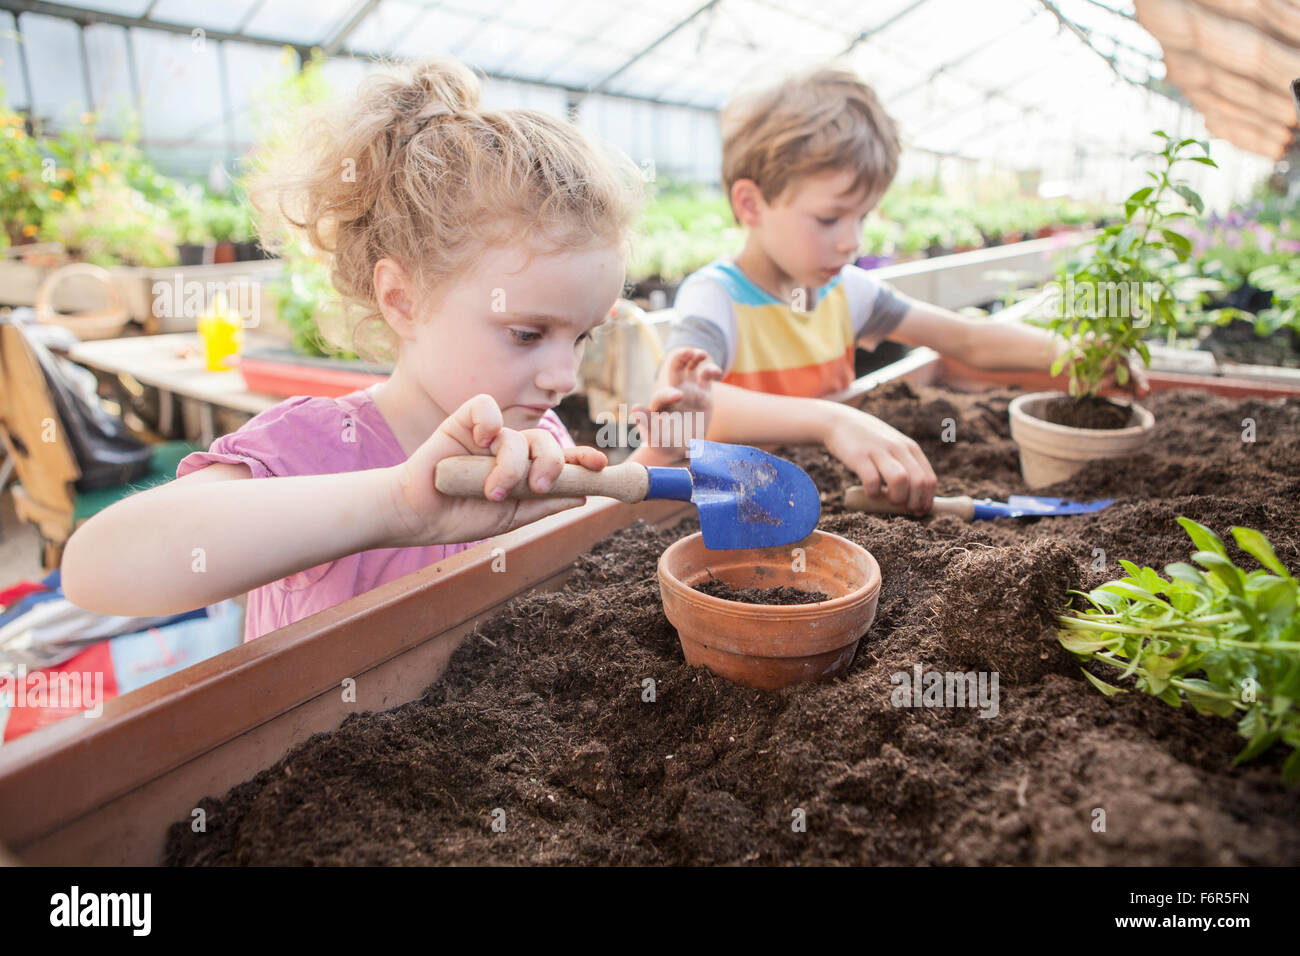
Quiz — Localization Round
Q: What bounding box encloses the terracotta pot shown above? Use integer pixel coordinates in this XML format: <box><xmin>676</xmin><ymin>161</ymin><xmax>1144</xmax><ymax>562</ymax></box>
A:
<box><xmin>1008</xmin><ymin>391</ymin><xmax>1155</xmax><ymax>488</ymax></box>
<box><xmin>657</xmin><ymin>530</ymin><xmax>881</xmax><ymax>690</ymax></box>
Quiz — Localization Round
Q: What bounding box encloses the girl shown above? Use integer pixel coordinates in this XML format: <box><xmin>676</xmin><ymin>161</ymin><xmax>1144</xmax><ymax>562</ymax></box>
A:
<box><xmin>61</xmin><ymin>57</ymin><xmax>719</xmax><ymax>642</ymax></box>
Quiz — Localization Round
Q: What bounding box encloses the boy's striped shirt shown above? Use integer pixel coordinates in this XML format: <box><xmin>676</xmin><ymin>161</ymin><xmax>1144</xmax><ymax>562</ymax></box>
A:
<box><xmin>665</xmin><ymin>259</ymin><xmax>910</xmax><ymax>398</ymax></box>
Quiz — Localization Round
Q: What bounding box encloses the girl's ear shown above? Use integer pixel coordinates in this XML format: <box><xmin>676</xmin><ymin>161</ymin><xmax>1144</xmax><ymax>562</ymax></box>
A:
<box><xmin>730</xmin><ymin>178</ymin><xmax>766</xmax><ymax>229</ymax></box>
<box><xmin>373</xmin><ymin>258</ymin><xmax>419</xmax><ymax>340</ymax></box>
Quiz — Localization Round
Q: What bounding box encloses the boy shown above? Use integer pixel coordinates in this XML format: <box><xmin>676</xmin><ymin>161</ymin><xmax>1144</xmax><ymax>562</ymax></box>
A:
<box><xmin>648</xmin><ymin>66</ymin><xmax>1144</xmax><ymax>515</ymax></box>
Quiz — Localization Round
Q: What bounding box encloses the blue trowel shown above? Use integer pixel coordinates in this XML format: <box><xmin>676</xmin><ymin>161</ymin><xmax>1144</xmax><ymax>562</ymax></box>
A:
<box><xmin>436</xmin><ymin>438</ymin><xmax>821</xmax><ymax>550</ymax></box>
<box><xmin>844</xmin><ymin>485</ymin><xmax>1113</xmax><ymax>520</ymax></box>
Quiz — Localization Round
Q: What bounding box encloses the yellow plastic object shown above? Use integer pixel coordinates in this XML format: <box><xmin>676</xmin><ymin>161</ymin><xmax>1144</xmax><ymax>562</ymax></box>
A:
<box><xmin>197</xmin><ymin>292</ymin><xmax>243</xmax><ymax>371</ymax></box>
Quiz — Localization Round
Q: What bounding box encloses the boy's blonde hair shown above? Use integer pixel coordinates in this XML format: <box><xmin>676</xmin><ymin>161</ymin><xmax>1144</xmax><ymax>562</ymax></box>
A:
<box><xmin>721</xmin><ymin>65</ymin><xmax>900</xmax><ymax>214</ymax></box>
<box><xmin>248</xmin><ymin>56</ymin><xmax>643</xmax><ymax>361</ymax></box>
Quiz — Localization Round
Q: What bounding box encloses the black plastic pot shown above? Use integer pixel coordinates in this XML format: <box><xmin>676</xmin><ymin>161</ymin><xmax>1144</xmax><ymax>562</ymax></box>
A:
<box><xmin>178</xmin><ymin>243</ymin><xmax>211</xmax><ymax>266</ymax></box>
<box><xmin>235</xmin><ymin>240</ymin><xmax>272</xmax><ymax>262</ymax></box>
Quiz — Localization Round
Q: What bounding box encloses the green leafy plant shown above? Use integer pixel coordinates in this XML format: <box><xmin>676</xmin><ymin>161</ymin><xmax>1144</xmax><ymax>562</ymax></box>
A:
<box><xmin>1059</xmin><ymin>517</ymin><xmax>1300</xmax><ymax>784</ymax></box>
<box><xmin>268</xmin><ymin>233</ymin><xmax>359</xmax><ymax>359</ymax></box>
<box><xmin>39</xmin><ymin>177</ymin><xmax>177</xmax><ymax>267</ymax></box>
<box><xmin>1247</xmin><ymin>261</ymin><xmax>1300</xmax><ymax>338</ymax></box>
<box><xmin>1048</xmin><ymin>131</ymin><xmax>1218</xmax><ymax>397</ymax></box>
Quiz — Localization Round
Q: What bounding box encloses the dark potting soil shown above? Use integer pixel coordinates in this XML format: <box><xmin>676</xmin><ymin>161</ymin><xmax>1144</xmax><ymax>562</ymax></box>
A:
<box><xmin>1039</xmin><ymin>395</ymin><xmax>1133</xmax><ymax>430</ymax></box>
<box><xmin>1200</xmin><ymin>318</ymin><xmax>1300</xmax><ymax>369</ymax></box>
<box><xmin>165</xmin><ymin>382</ymin><xmax>1300</xmax><ymax>866</ymax></box>
<box><xmin>692</xmin><ymin>581</ymin><xmax>829</xmax><ymax>605</ymax></box>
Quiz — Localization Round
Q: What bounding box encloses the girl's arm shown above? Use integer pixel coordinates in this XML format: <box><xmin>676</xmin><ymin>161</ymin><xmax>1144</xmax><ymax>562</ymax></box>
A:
<box><xmin>60</xmin><ymin>462</ymin><xmax>415</xmax><ymax>617</ymax></box>
<box><xmin>62</xmin><ymin>393</ymin><xmax>598</xmax><ymax>617</ymax></box>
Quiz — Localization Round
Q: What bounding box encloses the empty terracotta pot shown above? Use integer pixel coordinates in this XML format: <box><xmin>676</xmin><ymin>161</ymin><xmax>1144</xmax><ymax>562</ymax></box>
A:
<box><xmin>657</xmin><ymin>530</ymin><xmax>881</xmax><ymax>690</ymax></box>
<box><xmin>1009</xmin><ymin>391</ymin><xmax>1155</xmax><ymax>489</ymax></box>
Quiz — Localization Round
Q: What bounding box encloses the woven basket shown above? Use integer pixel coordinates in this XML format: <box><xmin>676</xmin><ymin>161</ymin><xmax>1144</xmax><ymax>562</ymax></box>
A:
<box><xmin>34</xmin><ymin>263</ymin><xmax>131</xmax><ymax>341</ymax></box>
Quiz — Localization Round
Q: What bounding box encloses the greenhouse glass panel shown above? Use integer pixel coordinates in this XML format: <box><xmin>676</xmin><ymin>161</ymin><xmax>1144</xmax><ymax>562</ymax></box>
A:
<box><xmin>18</xmin><ymin>13</ymin><xmax>87</xmax><ymax>125</ymax></box>
<box><xmin>129</xmin><ymin>27</ymin><xmax>225</xmax><ymax>144</ymax></box>
<box><xmin>0</xmin><ymin>12</ymin><xmax>30</xmax><ymax>110</ymax></box>
<box><xmin>344</xmin><ymin>0</ymin><xmax>429</xmax><ymax>55</ymax></box>
<box><xmin>225</xmin><ymin>42</ymin><xmax>297</xmax><ymax>146</ymax></box>
<box><xmin>390</xmin><ymin>8</ymin><xmax>483</xmax><ymax>61</ymax></box>
<box><xmin>84</xmin><ymin>23</ymin><xmax>134</xmax><ymax>139</ymax></box>
<box><xmin>42</xmin><ymin>0</ymin><xmax>153</xmax><ymax>15</ymax></box>
<box><xmin>147</xmin><ymin>0</ymin><xmax>264</xmax><ymax>35</ymax></box>
<box><xmin>240</xmin><ymin>0</ymin><xmax>359</xmax><ymax>45</ymax></box>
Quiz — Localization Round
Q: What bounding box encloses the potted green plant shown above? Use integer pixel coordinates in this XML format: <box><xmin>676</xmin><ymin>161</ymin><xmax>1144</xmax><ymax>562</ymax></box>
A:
<box><xmin>1009</xmin><ymin>131</ymin><xmax>1217</xmax><ymax>487</ymax></box>
<box><xmin>203</xmin><ymin>196</ymin><xmax>240</xmax><ymax>264</ymax></box>
<box><xmin>170</xmin><ymin>185</ymin><xmax>211</xmax><ymax>265</ymax></box>
<box><xmin>39</xmin><ymin>178</ymin><xmax>178</xmax><ymax>268</ymax></box>
<box><xmin>231</xmin><ymin>199</ymin><xmax>265</xmax><ymax>262</ymax></box>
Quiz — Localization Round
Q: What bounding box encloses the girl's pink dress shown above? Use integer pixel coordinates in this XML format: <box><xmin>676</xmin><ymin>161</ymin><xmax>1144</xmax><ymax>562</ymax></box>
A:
<box><xmin>177</xmin><ymin>385</ymin><xmax>574</xmax><ymax>643</ymax></box>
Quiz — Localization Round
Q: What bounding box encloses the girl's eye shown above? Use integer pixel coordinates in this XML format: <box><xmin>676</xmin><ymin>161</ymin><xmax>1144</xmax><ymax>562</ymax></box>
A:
<box><xmin>510</xmin><ymin>328</ymin><xmax>542</xmax><ymax>344</ymax></box>
<box><xmin>576</xmin><ymin>331</ymin><xmax>592</xmax><ymax>345</ymax></box>
<box><xmin>817</xmin><ymin>216</ymin><xmax>838</xmax><ymax>226</ymax></box>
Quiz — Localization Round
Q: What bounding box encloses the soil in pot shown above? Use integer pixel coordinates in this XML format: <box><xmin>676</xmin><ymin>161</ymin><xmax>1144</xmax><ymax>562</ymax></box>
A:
<box><xmin>165</xmin><ymin>382</ymin><xmax>1300</xmax><ymax>866</ymax></box>
<box><xmin>691</xmin><ymin>581</ymin><xmax>829</xmax><ymax>605</ymax></box>
<box><xmin>1038</xmin><ymin>395</ymin><xmax>1133</xmax><ymax>430</ymax></box>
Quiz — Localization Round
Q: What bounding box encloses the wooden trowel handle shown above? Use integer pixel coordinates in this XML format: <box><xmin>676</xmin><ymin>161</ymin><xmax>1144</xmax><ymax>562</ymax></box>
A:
<box><xmin>844</xmin><ymin>485</ymin><xmax>975</xmax><ymax>520</ymax></box>
<box><xmin>435</xmin><ymin>456</ymin><xmax>651</xmax><ymax>503</ymax></box>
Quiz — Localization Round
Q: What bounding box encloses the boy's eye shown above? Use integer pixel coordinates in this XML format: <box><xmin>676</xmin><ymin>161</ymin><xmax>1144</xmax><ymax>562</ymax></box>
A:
<box><xmin>510</xmin><ymin>328</ymin><xmax>542</xmax><ymax>344</ymax></box>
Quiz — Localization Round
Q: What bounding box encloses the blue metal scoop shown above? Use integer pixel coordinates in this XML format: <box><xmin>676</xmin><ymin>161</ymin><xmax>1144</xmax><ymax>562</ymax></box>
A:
<box><xmin>435</xmin><ymin>438</ymin><xmax>822</xmax><ymax>550</ymax></box>
<box><xmin>671</xmin><ymin>438</ymin><xmax>821</xmax><ymax>549</ymax></box>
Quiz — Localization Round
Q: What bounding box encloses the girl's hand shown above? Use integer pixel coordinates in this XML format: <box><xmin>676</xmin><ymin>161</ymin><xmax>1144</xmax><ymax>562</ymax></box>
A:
<box><xmin>384</xmin><ymin>393</ymin><xmax>607</xmax><ymax>547</ymax></box>
<box><xmin>627</xmin><ymin>347</ymin><xmax>723</xmax><ymax>466</ymax></box>
<box><xmin>823</xmin><ymin>405</ymin><xmax>937</xmax><ymax>516</ymax></box>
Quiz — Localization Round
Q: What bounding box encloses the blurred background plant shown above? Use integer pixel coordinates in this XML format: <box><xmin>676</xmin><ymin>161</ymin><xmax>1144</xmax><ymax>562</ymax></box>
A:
<box><xmin>266</xmin><ymin>231</ymin><xmax>359</xmax><ymax>359</ymax></box>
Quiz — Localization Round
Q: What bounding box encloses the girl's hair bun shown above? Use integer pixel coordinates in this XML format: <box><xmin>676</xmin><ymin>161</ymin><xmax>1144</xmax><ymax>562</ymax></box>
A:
<box><xmin>245</xmin><ymin>55</ymin><xmax>642</xmax><ymax>363</ymax></box>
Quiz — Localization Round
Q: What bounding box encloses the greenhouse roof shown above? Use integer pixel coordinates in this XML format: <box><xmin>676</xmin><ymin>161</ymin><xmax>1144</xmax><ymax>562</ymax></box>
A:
<box><xmin>1</xmin><ymin>0</ymin><xmax>1294</xmax><ymax>168</ymax></box>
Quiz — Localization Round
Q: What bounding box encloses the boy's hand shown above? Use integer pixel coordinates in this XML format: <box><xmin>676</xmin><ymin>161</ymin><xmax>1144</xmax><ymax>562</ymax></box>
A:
<box><xmin>628</xmin><ymin>347</ymin><xmax>723</xmax><ymax>466</ymax></box>
<box><xmin>823</xmin><ymin>405</ymin><xmax>937</xmax><ymax>515</ymax></box>
<box><xmin>1054</xmin><ymin>341</ymin><xmax>1151</xmax><ymax>399</ymax></box>
<box><xmin>1099</xmin><ymin>353</ymin><xmax>1151</xmax><ymax>399</ymax></box>
<box><xmin>385</xmin><ymin>393</ymin><xmax>607</xmax><ymax>547</ymax></box>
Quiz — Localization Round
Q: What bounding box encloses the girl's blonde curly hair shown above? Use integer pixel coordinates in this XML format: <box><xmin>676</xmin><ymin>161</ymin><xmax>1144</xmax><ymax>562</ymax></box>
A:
<box><xmin>248</xmin><ymin>56</ymin><xmax>644</xmax><ymax>362</ymax></box>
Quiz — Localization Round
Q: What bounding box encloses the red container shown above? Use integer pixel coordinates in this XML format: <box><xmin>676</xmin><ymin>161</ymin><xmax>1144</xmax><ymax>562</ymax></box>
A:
<box><xmin>237</xmin><ymin>348</ymin><xmax>390</xmax><ymax>399</ymax></box>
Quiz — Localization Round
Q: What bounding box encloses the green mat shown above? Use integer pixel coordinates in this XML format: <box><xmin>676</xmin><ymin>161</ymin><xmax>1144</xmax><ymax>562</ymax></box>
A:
<box><xmin>73</xmin><ymin>441</ymin><xmax>204</xmax><ymax>522</ymax></box>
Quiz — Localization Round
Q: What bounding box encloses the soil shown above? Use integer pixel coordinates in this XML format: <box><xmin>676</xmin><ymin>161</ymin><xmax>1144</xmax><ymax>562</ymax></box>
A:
<box><xmin>692</xmin><ymin>581</ymin><xmax>829</xmax><ymax>605</ymax></box>
<box><xmin>1039</xmin><ymin>395</ymin><xmax>1133</xmax><ymax>430</ymax></box>
<box><xmin>1200</xmin><ymin>318</ymin><xmax>1300</xmax><ymax>369</ymax></box>
<box><xmin>165</xmin><ymin>382</ymin><xmax>1300</xmax><ymax>866</ymax></box>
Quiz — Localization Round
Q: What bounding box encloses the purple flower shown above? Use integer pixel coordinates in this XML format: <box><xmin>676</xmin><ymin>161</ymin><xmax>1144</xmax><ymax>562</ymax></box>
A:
<box><xmin>1278</xmin><ymin>238</ymin><xmax>1300</xmax><ymax>253</ymax></box>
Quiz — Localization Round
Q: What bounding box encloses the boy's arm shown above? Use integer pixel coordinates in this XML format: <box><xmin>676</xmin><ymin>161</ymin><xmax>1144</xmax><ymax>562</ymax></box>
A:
<box><xmin>880</xmin><ymin>299</ymin><xmax>1065</xmax><ymax>372</ymax></box>
<box><xmin>878</xmin><ymin>298</ymin><xmax>1150</xmax><ymax>395</ymax></box>
<box><xmin>705</xmin><ymin>381</ymin><xmax>840</xmax><ymax>446</ymax></box>
<box><xmin>706</xmin><ymin>382</ymin><xmax>936</xmax><ymax>514</ymax></box>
